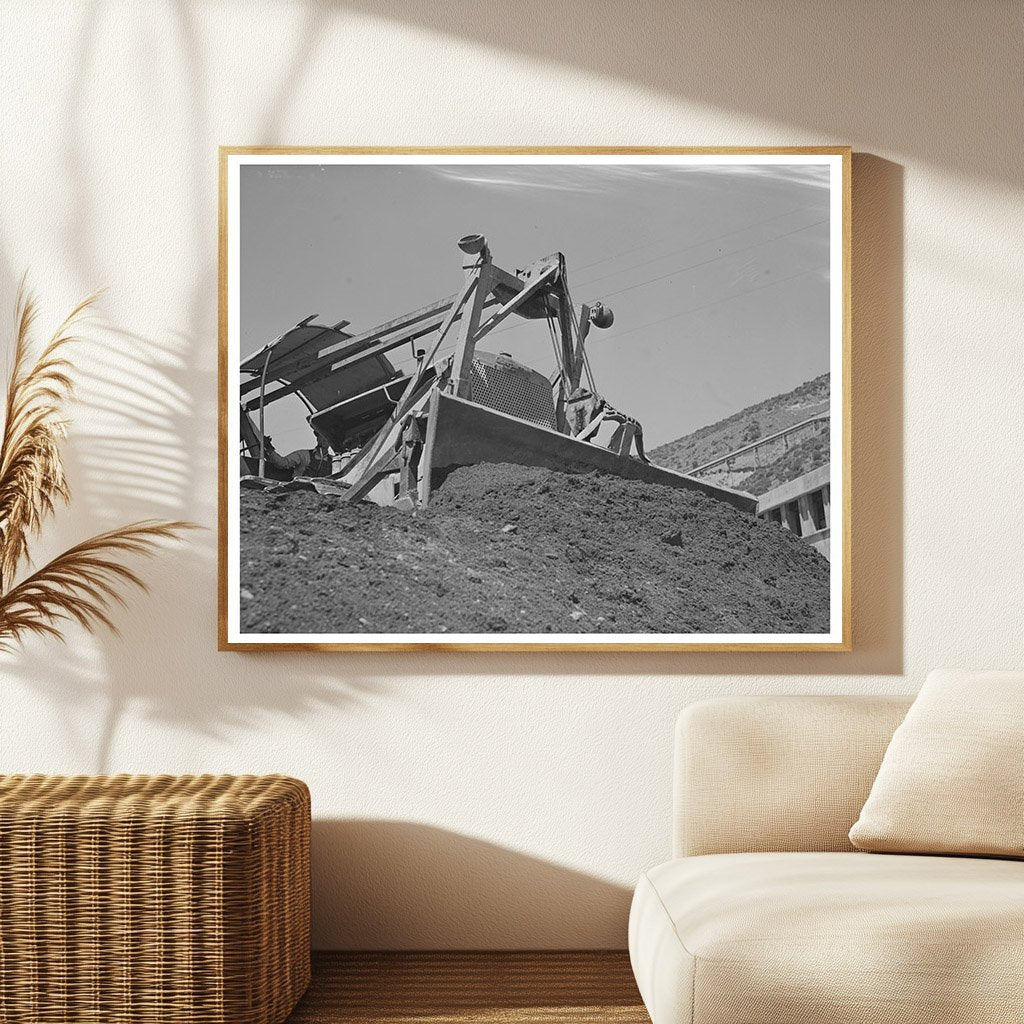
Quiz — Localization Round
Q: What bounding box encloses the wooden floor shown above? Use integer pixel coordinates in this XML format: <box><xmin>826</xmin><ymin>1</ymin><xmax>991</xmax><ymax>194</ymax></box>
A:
<box><xmin>287</xmin><ymin>952</ymin><xmax>648</xmax><ymax>1024</ymax></box>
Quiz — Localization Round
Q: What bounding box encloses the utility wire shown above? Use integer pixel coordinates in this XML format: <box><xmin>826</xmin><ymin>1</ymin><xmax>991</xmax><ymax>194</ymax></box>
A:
<box><xmin>573</xmin><ymin>204</ymin><xmax>813</xmax><ymax>287</ymax></box>
<box><xmin>597</xmin><ymin>218</ymin><xmax>828</xmax><ymax>301</ymax></box>
<box><xmin>600</xmin><ymin>266</ymin><xmax>822</xmax><ymax>345</ymax></box>
<box><xmin>483</xmin><ymin>215</ymin><xmax>827</xmax><ymax>342</ymax></box>
<box><xmin>379</xmin><ymin>216</ymin><xmax>828</xmax><ymax>375</ymax></box>
<box><xmin>569</xmin><ymin>203</ymin><xmax>812</xmax><ymax>277</ymax></box>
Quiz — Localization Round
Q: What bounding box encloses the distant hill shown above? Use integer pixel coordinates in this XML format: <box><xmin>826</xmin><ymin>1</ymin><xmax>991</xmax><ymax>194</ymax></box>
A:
<box><xmin>737</xmin><ymin>428</ymin><xmax>830</xmax><ymax>494</ymax></box>
<box><xmin>650</xmin><ymin>373</ymin><xmax>830</xmax><ymax>494</ymax></box>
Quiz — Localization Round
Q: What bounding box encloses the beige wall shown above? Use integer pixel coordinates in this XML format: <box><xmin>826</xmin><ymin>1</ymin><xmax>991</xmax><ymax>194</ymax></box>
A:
<box><xmin>1</xmin><ymin>1</ymin><xmax>1021</xmax><ymax>949</ymax></box>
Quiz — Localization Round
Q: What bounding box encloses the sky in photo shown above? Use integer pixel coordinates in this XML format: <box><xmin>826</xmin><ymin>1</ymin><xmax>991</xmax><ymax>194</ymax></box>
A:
<box><xmin>240</xmin><ymin>160</ymin><xmax>831</xmax><ymax>453</ymax></box>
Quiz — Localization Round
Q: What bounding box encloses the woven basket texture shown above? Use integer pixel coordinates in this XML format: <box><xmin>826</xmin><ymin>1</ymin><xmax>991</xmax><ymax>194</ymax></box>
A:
<box><xmin>0</xmin><ymin>774</ymin><xmax>310</xmax><ymax>1024</ymax></box>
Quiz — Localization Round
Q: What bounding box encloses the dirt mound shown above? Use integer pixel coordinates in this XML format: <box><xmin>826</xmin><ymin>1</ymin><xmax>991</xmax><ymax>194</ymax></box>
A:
<box><xmin>239</xmin><ymin>463</ymin><xmax>830</xmax><ymax>635</ymax></box>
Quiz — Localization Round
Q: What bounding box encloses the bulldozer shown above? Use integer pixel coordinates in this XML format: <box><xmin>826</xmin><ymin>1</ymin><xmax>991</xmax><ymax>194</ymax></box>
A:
<box><xmin>238</xmin><ymin>234</ymin><xmax>755</xmax><ymax>514</ymax></box>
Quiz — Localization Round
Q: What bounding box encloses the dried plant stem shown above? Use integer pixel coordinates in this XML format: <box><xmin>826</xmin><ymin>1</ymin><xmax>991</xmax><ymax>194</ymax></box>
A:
<box><xmin>0</xmin><ymin>282</ymin><xmax>196</xmax><ymax>650</ymax></box>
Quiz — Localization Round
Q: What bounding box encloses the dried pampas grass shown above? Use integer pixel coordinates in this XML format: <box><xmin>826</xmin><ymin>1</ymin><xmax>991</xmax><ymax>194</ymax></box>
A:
<box><xmin>0</xmin><ymin>282</ymin><xmax>195</xmax><ymax>650</ymax></box>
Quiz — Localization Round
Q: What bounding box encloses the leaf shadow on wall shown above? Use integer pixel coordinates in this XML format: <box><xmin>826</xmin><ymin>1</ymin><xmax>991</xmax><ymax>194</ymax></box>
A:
<box><xmin>331</xmin><ymin>1</ymin><xmax>1020</xmax><ymax>188</ymax></box>
<box><xmin>2</xmin><ymin>158</ymin><xmax>905</xmax><ymax>737</ymax></box>
<box><xmin>311</xmin><ymin>819</ymin><xmax>633</xmax><ymax>950</ymax></box>
<box><xmin>0</xmin><ymin>0</ymin><xmax>385</xmax><ymax>773</ymax></box>
<box><xmin>0</xmin><ymin>6</ymin><xmax>907</xmax><ymax>775</ymax></box>
<box><xmin>0</xmin><ymin>316</ymin><xmax>387</xmax><ymax>773</ymax></box>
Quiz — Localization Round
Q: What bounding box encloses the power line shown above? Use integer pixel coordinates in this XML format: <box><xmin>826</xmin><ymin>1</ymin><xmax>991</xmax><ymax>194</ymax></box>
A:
<box><xmin>572</xmin><ymin>203</ymin><xmax>812</xmax><ymax>287</ymax></box>
<box><xmin>602</xmin><ymin>266</ymin><xmax>822</xmax><ymax>345</ymax></box>
<box><xmin>485</xmin><ymin>216</ymin><xmax>827</xmax><ymax>345</ymax></box>
<box><xmin>366</xmin><ymin>215</ymin><xmax>829</xmax><ymax>364</ymax></box>
<box><xmin>597</xmin><ymin>218</ymin><xmax>828</xmax><ymax>301</ymax></box>
<box><xmin>569</xmin><ymin>203</ymin><xmax>812</xmax><ymax>277</ymax></box>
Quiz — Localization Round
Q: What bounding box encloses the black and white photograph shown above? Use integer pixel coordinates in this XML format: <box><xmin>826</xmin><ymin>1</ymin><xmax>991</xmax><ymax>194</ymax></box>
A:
<box><xmin>220</xmin><ymin>149</ymin><xmax>849</xmax><ymax>649</ymax></box>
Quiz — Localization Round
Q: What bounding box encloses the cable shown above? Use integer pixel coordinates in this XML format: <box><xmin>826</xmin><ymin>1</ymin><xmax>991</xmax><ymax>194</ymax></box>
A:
<box><xmin>380</xmin><ymin>218</ymin><xmax>827</xmax><ymax>386</ymax></box>
<box><xmin>601</xmin><ymin>266</ymin><xmax>822</xmax><ymax>345</ymax></box>
<box><xmin>544</xmin><ymin>309</ymin><xmax>563</xmax><ymax>373</ymax></box>
<box><xmin>569</xmin><ymin>202</ymin><xmax>812</xmax><ymax>277</ymax></box>
<box><xmin>573</xmin><ymin>204</ymin><xmax>813</xmax><ymax>288</ymax></box>
<box><xmin>484</xmin><ymin>216</ymin><xmax>827</xmax><ymax>344</ymax></box>
<box><xmin>580</xmin><ymin>338</ymin><xmax>596</xmax><ymax>393</ymax></box>
<box><xmin>562</xmin><ymin>278</ymin><xmax>596</xmax><ymax>392</ymax></box>
<box><xmin>597</xmin><ymin>218</ymin><xmax>828</xmax><ymax>302</ymax></box>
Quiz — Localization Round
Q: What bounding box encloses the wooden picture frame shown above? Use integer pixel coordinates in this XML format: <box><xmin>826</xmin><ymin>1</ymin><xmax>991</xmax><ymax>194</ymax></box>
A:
<box><xmin>219</xmin><ymin>147</ymin><xmax>851</xmax><ymax>651</ymax></box>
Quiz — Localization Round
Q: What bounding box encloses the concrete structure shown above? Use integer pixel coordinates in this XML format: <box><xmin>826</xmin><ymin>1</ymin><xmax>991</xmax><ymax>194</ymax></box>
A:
<box><xmin>757</xmin><ymin>464</ymin><xmax>831</xmax><ymax>559</ymax></box>
<box><xmin>688</xmin><ymin>414</ymin><xmax>828</xmax><ymax>488</ymax></box>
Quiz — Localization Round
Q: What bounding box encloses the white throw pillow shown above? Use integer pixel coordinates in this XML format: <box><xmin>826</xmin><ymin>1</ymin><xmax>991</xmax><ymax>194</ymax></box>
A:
<box><xmin>850</xmin><ymin>669</ymin><xmax>1024</xmax><ymax>857</ymax></box>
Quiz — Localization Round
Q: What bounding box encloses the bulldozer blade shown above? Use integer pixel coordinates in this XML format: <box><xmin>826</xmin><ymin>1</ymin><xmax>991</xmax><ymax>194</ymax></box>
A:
<box><xmin>417</xmin><ymin>390</ymin><xmax>757</xmax><ymax>514</ymax></box>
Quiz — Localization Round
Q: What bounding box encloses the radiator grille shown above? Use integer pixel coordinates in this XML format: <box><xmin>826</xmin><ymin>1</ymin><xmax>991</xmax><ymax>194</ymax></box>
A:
<box><xmin>470</xmin><ymin>352</ymin><xmax>557</xmax><ymax>429</ymax></box>
<box><xmin>468</xmin><ymin>354</ymin><xmax>557</xmax><ymax>430</ymax></box>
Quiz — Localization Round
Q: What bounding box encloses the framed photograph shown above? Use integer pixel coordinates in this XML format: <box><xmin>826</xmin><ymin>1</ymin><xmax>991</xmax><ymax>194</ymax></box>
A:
<box><xmin>219</xmin><ymin>147</ymin><xmax>850</xmax><ymax>651</ymax></box>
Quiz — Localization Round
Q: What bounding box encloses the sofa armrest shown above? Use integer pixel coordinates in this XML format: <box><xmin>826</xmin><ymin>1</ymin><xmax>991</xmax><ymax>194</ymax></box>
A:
<box><xmin>674</xmin><ymin>695</ymin><xmax>912</xmax><ymax>857</ymax></box>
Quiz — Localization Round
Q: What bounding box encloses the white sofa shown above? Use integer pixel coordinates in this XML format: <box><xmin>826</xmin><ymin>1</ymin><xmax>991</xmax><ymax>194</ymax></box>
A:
<box><xmin>628</xmin><ymin>695</ymin><xmax>1024</xmax><ymax>1024</ymax></box>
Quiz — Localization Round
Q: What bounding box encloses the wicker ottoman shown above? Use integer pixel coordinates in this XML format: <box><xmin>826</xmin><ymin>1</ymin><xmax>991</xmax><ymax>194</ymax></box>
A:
<box><xmin>0</xmin><ymin>774</ymin><xmax>310</xmax><ymax>1024</ymax></box>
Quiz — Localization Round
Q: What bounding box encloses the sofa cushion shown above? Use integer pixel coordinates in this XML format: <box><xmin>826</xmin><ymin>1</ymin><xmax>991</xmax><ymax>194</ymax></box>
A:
<box><xmin>675</xmin><ymin>695</ymin><xmax>912</xmax><ymax>857</ymax></box>
<box><xmin>629</xmin><ymin>852</ymin><xmax>1024</xmax><ymax>1024</ymax></box>
<box><xmin>849</xmin><ymin>668</ymin><xmax>1024</xmax><ymax>857</ymax></box>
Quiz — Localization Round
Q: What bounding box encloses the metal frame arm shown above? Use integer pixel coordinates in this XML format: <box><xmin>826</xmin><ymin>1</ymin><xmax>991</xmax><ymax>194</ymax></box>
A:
<box><xmin>340</xmin><ymin>268</ymin><xmax>482</xmax><ymax>496</ymax></box>
<box><xmin>241</xmin><ymin>295</ymin><xmax>458</xmax><ymax>407</ymax></box>
<box><xmin>473</xmin><ymin>263</ymin><xmax>560</xmax><ymax>338</ymax></box>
